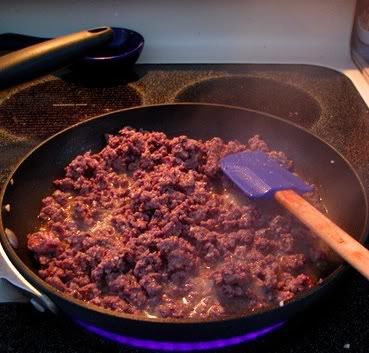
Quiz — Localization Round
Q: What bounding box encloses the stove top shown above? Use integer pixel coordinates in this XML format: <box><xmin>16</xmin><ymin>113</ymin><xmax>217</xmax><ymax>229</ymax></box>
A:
<box><xmin>1</xmin><ymin>64</ymin><xmax>369</xmax><ymax>353</ymax></box>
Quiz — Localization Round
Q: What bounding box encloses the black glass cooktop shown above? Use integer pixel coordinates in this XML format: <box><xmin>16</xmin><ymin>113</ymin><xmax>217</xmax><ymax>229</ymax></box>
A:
<box><xmin>1</xmin><ymin>64</ymin><xmax>369</xmax><ymax>353</ymax></box>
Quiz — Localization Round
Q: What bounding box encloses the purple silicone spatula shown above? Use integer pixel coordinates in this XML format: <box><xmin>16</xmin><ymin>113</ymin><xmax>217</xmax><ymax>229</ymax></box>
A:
<box><xmin>220</xmin><ymin>150</ymin><xmax>369</xmax><ymax>280</ymax></box>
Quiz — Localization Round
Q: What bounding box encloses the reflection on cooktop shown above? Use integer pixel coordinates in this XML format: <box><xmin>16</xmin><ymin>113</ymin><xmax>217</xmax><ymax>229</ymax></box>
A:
<box><xmin>0</xmin><ymin>79</ymin><xmax>142</xmax><ymax>138</ymax></box>
<box><xmin>175</xmin><ymin>76</ymin><xmax>321</xmax><ymax>128</ymax></box>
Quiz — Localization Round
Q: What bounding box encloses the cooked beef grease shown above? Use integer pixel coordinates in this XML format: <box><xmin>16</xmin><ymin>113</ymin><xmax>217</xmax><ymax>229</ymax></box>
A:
<box><xmin>27</xmin><ymin>128</ymin><xmax>331</xmax><ymax>319</ymax></box>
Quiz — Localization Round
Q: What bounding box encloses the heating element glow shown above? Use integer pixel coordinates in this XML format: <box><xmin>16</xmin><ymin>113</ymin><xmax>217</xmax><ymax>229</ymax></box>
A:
<box><xmin>76</xmin><ymin>320</ymin><xmax>285</xmax><ymax>351</ymax></box>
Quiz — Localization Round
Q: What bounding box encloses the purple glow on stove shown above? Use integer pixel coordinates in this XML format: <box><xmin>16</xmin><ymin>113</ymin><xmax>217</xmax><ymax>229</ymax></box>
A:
<box><xmin>76</xmin><ymin>320</ymin><xmax>285</xmax><ymax>351</ymax></box>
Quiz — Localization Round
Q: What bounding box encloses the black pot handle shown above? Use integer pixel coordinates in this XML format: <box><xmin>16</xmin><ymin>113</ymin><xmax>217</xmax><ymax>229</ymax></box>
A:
<box><xmin>0</xmin><ymin>27</ymin><xmax>113</xmax><ymax>89</ymax></box>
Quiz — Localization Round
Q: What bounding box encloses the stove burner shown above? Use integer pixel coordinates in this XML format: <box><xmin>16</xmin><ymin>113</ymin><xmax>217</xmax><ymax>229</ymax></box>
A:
<box><xmin>0</xmin><ymin>79</ymin><xmax>142</xmax><ymax>139</ymax></box>
<box><xmin>76</xmin><ymin>320</ymin><xmax>285</xmax><ymax>351</ymax></box>
<box><xmin>175</xmin><ymin>76</ymin><xmax>321</xmax><ymax>128</ymax></box>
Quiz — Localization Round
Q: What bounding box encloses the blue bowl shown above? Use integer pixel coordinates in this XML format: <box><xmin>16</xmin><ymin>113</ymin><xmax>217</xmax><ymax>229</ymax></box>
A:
<box><xmin>71</xmin><ymin>27</ymin><xmax>144</xmax><ymax>72</ymax></box>
<box><xmin>82</xmin><ymin>28</ymin><xmax>144</xmax><ymax>68</ymax></box>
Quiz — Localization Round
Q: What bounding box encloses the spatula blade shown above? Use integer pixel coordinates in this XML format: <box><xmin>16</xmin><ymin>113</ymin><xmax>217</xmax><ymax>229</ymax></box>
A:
<box><xmin>220</xmin><ymin>150</ymin><xmax>313</xmax><ymax>199</ymax></box>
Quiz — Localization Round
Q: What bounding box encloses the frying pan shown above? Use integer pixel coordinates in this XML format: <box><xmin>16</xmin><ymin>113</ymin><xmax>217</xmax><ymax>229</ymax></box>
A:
<box><xmin>0</xmin><ymin>103</ymin><xmax>368</xmax><ymax>343</ymax></box>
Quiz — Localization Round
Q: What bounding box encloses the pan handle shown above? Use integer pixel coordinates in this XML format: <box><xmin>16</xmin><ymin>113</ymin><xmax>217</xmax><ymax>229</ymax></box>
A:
<box><xmin>0</xmin><ymin>26</ymin><xmax>113</xmax><ymax>89</ymax></box>
<box><xmin>0</xmin><ymin>242</ymin><xmax>57</xmax><ymax>313</ymax></box>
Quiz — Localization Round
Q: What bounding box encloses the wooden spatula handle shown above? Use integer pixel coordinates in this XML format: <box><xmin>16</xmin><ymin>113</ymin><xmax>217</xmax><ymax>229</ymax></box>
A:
<box><xmin>275</xmin><ymin>189</ymin><xmax>369</xmax><ymax>280</ymax></box>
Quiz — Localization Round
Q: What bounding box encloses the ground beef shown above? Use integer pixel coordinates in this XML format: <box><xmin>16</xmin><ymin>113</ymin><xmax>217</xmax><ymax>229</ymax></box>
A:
<box><xmin>27</xmin><ymin>127</ymin><xmax>332</xmax><ymax>319</ymax></box>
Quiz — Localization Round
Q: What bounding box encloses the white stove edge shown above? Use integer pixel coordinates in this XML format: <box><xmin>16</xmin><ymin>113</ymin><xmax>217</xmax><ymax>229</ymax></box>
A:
<box><xmin>0</xmin><ymin>238</ymin><xmax>57</xmax><ymax>312</ymax></box>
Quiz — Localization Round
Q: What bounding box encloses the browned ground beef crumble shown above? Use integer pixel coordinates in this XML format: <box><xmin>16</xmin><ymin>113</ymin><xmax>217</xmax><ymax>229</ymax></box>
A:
<box><xmin>27</xmin><ymin>128</ymin><xmax>331</xmax><ymax>319</ymax></box>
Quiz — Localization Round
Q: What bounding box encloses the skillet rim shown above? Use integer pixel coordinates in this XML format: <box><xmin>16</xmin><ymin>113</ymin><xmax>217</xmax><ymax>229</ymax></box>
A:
<box><xmin>0</xmin><ymin>102</ymin><xmax>368</xmax><ymax>325</ymax></box>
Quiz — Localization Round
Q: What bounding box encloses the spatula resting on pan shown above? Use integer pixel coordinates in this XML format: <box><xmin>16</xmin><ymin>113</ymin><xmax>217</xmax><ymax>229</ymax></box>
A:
<box><xmin>220</xmin><ymin>150</ymin><xmax>369</xmax><ymax>280</ymax></box>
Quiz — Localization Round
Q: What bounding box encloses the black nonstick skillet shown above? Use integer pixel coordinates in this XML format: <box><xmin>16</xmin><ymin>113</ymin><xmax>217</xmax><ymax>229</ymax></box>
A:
<box><xmin>0</xmin><ymin>103</ymin><xmax>367</xmax><ymax>343</ymax></box>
